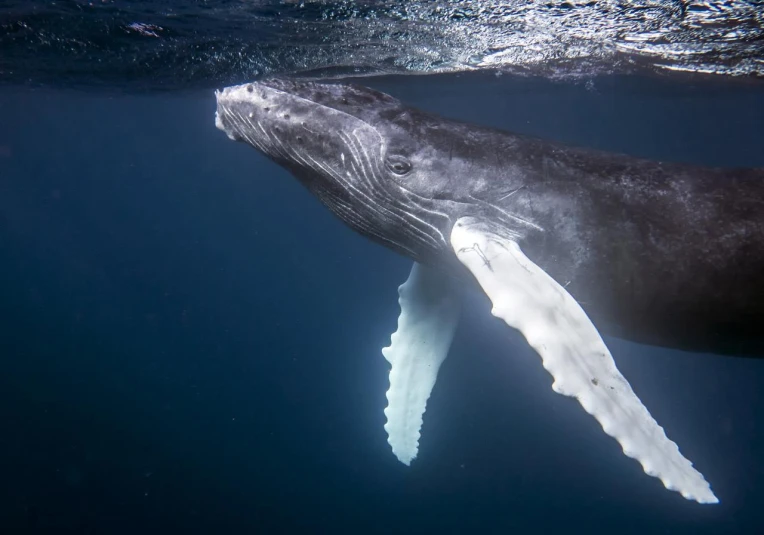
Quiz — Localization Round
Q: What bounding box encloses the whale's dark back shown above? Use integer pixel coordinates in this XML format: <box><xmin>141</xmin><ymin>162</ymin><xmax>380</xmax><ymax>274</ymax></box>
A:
<box><xmin>485</xmin><ymin>134</ymin><xmax>764</xmax><ymax>357</ymax></box>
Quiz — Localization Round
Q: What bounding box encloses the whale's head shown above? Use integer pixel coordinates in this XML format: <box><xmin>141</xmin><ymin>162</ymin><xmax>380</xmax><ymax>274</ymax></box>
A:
<box><xmin>215</xmin><ymin>79</ymin><xmax>506</xmax><ymax>264</ymax></box>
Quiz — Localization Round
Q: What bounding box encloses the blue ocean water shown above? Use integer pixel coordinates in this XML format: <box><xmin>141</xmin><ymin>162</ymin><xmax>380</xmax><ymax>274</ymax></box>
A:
<box><xmin>2</xmin><ymin>1</ymin><xmax>764</xmax><ymax>532</ymax></box>
<box><xmin>1</xmin><ymin>72</ymin><xmax>763</xmax><ymax>533</ymax></box>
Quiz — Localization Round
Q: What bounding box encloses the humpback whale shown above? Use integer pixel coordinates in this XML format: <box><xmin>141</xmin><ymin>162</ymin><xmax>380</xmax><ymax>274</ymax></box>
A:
<box><xmin>214</xmin><ymin>79</ymin><xmax>764</xmax><ymax>504</ymax></box>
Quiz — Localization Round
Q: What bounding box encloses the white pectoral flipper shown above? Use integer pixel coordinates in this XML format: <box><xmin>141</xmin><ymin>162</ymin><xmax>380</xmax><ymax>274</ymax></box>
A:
<box><xmin>383</xmin><ymin>262</ymin><xmax>461</xmax><ymax>465</ymax></box>
<box><xmin>450</xmin><ymin>217</ymin><xmax>717</xmax><ymax>504</ymax></box>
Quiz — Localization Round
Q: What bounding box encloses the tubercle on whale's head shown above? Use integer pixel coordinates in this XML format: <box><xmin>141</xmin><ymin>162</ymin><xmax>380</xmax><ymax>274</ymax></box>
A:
<box><xmin>214</xmin><ymin>79</ymin><xmax>464</xmax><ymax>264</ymax></box>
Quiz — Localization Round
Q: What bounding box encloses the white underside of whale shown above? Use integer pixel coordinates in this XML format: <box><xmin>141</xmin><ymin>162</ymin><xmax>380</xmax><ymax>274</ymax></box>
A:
<box><xmin>382</xmin><ymin>215</ymin><xmax>717</xmax><ymax>504</ymax></box>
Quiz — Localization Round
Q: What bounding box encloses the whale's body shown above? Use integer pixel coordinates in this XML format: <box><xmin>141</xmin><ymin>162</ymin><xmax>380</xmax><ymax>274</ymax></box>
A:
<box><xmin>460</xmin><ymin>139</ymin><xmax>764</xmax><ymax>356</ymax></box>
<box><xmin>214</xmin><ymin>79</ymin><xmax>764</xmax><ymax>504</ymax></box>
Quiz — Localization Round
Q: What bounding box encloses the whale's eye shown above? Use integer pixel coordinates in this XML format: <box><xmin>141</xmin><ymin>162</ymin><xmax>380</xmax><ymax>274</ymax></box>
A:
<box><xmin>385</xmin><ymin>155</ymin><xmax>412</xmax><ymax>176</ymax></box>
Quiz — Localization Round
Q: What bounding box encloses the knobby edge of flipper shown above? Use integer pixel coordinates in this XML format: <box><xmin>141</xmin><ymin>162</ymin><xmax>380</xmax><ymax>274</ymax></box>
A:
<box><xmin>382</xmin><ymin>262</ymin><xmax>461</xmax><ymax>465</ymax></box>
<box><xmin>450</xmin><ymin>216</ymin><xmax>718</xmax><ymax>504</ymax></box>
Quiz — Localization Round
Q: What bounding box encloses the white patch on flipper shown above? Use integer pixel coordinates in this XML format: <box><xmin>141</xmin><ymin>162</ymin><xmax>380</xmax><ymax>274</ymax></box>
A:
<box><xmin>382</xmin><ymin>262</ymin><xmax>461</xmax><ymax>465</ymax></box>
<box><xmin>450</xmin><ymin>217</ymin><xmax>718</xmax><ymax>504</ymax></box>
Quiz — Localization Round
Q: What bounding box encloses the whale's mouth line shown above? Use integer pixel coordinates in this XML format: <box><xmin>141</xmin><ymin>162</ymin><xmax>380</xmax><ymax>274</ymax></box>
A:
<box><xmin>215</xmin><ymin>81</ymin><xmax>448</xmax><ymax>259</ymax></box>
